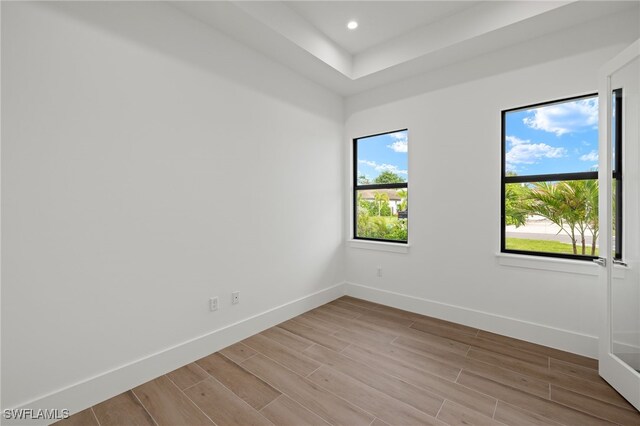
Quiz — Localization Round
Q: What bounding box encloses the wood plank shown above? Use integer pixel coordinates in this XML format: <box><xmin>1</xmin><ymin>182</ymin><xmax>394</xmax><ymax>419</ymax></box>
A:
<box><xmin>184</xmin><ymin>377</ymin><xmax>273</xmax><ymax>426</ymax></box>
<box><xmin>314</xmin><ymin>303</ymin><xmax>362</xmax><ymax>319</ymax></box>
<box><xmin>242</xmin><ymin>354</ymin><xmax>374</xmax><ymax>426</ymax></box>
<box><xmin>333</xmin><ymin>323</ymin><xmax>397</xmax><ymax>346</ymax></box>
<box><xmin>277</xmin><ymin>322</ymin><xmax>349</xmax><ymax>352</ymax></box>
<box><xmin>338</xmin><ymin>296</ymin><xmax>423</xmax><ymax>322</ymax></box>
<box><xmin>242</xmin><ymin>333</ymin><xmax>321</xmax><ymax>376</ymax></box>
<box><xmin>92</xmin><ymin>391</ymin><xmax>156</xmax><ymax>426</ymax></box>
<box><xmin>476</xmin><ymin>330</ymin><xmax>598</xmax><ymax>369</ymax></box>
<box><xmin>302</xmin><ymin>344</ymin><xmax>444</xmax><ymax>416</ymax></box>
<box><xmin>289</xmin><ymin>315</ymin><xmax>342</xmax><ymax>334</ymax></box>
<box><xmin>494</xmin><ymin>401</ymin><xmax>563</xmax><ymax>426</ymax></box>
<box><xmin>132</xmin><ymin>376</ymin><xmax>213</xmax><ymax>425</ymax></box>
<box><xmin>436</xmin><ymin>400</ymin><xmax>502</xmax><ymax>426</ymax></box>
<box><xmin>371</xmin><ymin>419</ymin><xmax>392</xmax><ymax>426</ymax></box>
<box><xmin>411</xmin><ymin>315</ymin><xmax>479</xmax><ymax>336</ymax></box>
<box><xmin>308</xmin><ymin>365</ymin><xmax>444</xmax><ymax>426</ymax></box>
<box><xmin>547</xmin><ymin>368</ymin><xmax>637</xmax><ymax>409</ymax></box>
<box><xmin>355</xmin><ymin>311</ymin><xmax>414</xmax><ymax>328</ymax></box>
<box><xmin>392</xmin><ymin>335</ymin><xmax>471</xmax><ymax>366</ymax></box>
<box><xmin>166</xmin><ymin>363</ymin><xmax>208</xmax><ymax>390</ymax></box>
<box><xmin>410</xmin><ymin>321</ymin><xmax>480</xmax><ymax>346</ymax></box>
<box><xmin>457</xmin><ymin>371</ymin><xmax>616</xmax><ymax>426</ymax></box>
<box><xmin>388</xmin><ymin>334</ymin><xmax>549</xmax><ymax>399</ymax></box>
<box><xmin>309</xmin><ymin>309</ymin><xmax>401</xmax><ymax>346</ymax></box>
<box><xmin>302</xmin><ymin>309</ymin><xmax>352</xmax><ymax>329</ymax></box>
<box><xmin>260</xmin><ymin>395</ymin><xmax>330</xmax><ymax>426</ymax></box>
<box><xmin>337</xmin><ymin>296</ymin><xmax>394</xmax><ymax>312</ymax></box>
<box><xmin>550</xmin><ymin>385</ymin><xmax>640</xmax><ymax>425</ymax></box>
<box><xmin>344</xmin><ymin>338</ymin><xmax>461</xmax><ymax>381</ymax></box>
<box><xmin>549</xmin><ymin>358</ymin><xmax>601</xmax><ymax>382</ymax></box>
<box><xmin>467</xmin><ymin>347</ymin><xmax>549</xmax><ymax>378</ymax></box>
<box><xmin>412</xmin><ymin>323</ymin><xmax>550</xmax><ymax>367</ymax></box>
<box><xmin>196</xmin><ymin>352</ymin><xmax>280</xmax><ymax>410</ymax></box>
<box><xmin>381</xmin><ymin>323</ymin><xmax>471</xmax><ymax>355</ymax></box>
<box><xmin>471</xmin><ymin>339</ymin><xmax>550</xmax><ymax>367</ymax></box>
<box><xmin>53</xmin><ymin>409</ymin><xmax>99</xmax><ymax>426</ymax></box>
<box><xmin>220</xmin><ymin>342</ymin><xmax>257</xmax><ymax>364</ymax></box>
<box><xmin>261</xmin><ymin>326</ymin><xmax>314</xmax><ymax>352</ymax></box>
<box><xmin>461</xmin><ymin>356</ymin><xmax>550</xmax><ymax>399</ymax></box>
<box><xmin>329</xmin><ymin>299</ymin><xmax>380</xmax><ymax>316</ymax></box>
<box><xmin>342</xmin><ymin>344</ymin><xmax>497</xmax><ymax>417</ymax></box>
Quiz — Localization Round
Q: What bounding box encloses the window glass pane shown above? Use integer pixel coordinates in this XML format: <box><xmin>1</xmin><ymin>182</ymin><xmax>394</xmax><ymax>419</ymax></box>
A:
<box><xmin>504</xmin><ymin>180</ymin><xmax>598</xmax><ymax>256</ymax></box>
<box><xmin>356</xmin><ymin>188</ymin><xmax>408</xmax><ymax>242</ymax></box>
<box><xmin>612</xmin><ymin>88</ymin><xmax>623</xmax><ymax>259</ymax></box>
<box><xmin>356</xmin><ymin>130</ymin><xmax>408</xmax><ymax>185</ymax></box>
<box><xmin>504</xmin><ymin>96</ymin><xmax>599</xmax><ymax>176</ymax></box>
<box><xmin>613</xmin><ymin>178</ymin><xmax>621</xmax><ymax>258</ymax></box>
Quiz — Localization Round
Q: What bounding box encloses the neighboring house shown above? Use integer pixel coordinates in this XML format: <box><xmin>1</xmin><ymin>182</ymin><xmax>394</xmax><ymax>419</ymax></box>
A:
<box><xmin>359</xmin><ymin>189</ymin><xmax>404</xmax><ymax>215</ymax></box>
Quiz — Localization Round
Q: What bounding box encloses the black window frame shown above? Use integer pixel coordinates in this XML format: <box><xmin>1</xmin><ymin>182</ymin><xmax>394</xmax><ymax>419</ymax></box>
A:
<box><xmin>353</xmin><ymin>129</ymin><xmax>408</xmax><ymax>244</ymax></box>
<box><xmin>613</xmin><ymin>88</ymin><xmax>623</xmax><ymax>260</ymax></box>
<box><xmin>501</xmin><ymin>93</ymin><xmax>603</xmax><ymax>261</ymax></box>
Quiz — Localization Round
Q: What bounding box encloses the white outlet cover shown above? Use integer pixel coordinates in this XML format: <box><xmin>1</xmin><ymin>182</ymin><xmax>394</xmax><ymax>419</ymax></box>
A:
<box><xmin>209</xmin><ymin>297</ymin><xmax>218</xmax><ymax>311</ymax></box>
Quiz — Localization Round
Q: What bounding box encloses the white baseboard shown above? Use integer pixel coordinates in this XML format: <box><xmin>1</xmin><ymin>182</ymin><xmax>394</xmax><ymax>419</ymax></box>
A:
<box><xmin>5</xmin><ymin>282</ymin><xmax>346</xmax><ymax>425</ymax></box>
<box><xmin>345</xmin><ymin>282</ymin><xmax>598</xmax><ymax>358</ymax></box>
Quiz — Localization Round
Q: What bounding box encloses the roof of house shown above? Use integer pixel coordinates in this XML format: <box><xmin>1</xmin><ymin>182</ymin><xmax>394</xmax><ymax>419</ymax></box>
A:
<box><xmin>358</xmin><ymin>189</ymin><xmax>403</xmax><ymax>201</ymax></box>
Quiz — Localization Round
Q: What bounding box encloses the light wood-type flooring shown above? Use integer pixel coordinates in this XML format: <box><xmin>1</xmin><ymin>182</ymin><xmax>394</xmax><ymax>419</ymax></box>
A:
<box><xmin>56</xmin><ymin>296</ymin><xmax>640</xmax><ymax>426</ymax></box>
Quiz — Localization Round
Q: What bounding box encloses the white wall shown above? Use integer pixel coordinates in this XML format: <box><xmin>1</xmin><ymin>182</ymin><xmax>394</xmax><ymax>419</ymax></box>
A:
<box><xmin>1</xmin><ymin>1</ymin><xmax>343</xmax><ymax>411</ymax></box>
<box><xmin>344</xmin><ymin>10</ymin><xmax>639</xmax><ymax>358</ymax></box>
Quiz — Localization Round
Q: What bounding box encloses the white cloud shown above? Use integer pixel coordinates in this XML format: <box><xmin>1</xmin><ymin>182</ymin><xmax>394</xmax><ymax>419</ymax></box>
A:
<box><xmin>505</xmin><ymin>135</ymin><xmax>528</xmax><ymax>146</ymax></box>
<box><xmin>579</xmin><ymin>150</ymin><xmax>598</xmax><ymax>162</ymax></box>
<box><xmin>386</xmin><ymin>132</ymin><xmax>408</xmax><ymax>152</ymax></box>
<box><xmin>387</xmin><ymin>141</ymin><xmax>408</xmax><ymax>153</ymax></box>
<box><xmin>505</xmin><ymin>135</ymin><xmax>566</xmax><ymax>171</ymax></box>
<box><xmin>358</xmin><ymin>159</ymin><xmax>407</xmax><ymax>175</ymax></box>
<box><xmin>523</xmin><ymin>98</ymin><xmax>598</xmax><ymax>136</ymax></box>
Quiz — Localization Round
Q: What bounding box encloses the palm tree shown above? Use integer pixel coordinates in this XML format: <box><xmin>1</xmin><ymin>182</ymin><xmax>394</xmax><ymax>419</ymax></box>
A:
<box><xmin>584</xmin><ymin>179</ymin><xmax>599</xmax><ymax>255</ymax></box>
<box><xmin>397</xmin><ymin>189</ymin><xmax>408</xmax><ymax>212</ymax></box>
<box><xmin>527</xmin><ymin>182</ymin><xmax>579</xmax><ymax>254</ymax></box>
<box><xmin>505</xmin><ymin>183</ymin><xmax>529</xmax><ymax>227</ymax></box>
<box><xmin>373</xmin><ymin>192</ymin><xmax>389</xmax><ymax>216</ymax></box>
<box><xmin>525</xmin><ymin>180</ymin><xmax>598</xmax><ymax>255</ymax></box>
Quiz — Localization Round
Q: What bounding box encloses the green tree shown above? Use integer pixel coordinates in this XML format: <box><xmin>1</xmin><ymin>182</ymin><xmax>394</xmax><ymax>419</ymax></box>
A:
<box><xmin>374</xmin><ymin>171</ymin><xmax>406</xmax><ymax>184</ymax></box>
<box><xmin>504</xmin><ymin>183</ymin><xmax>529</xmax><ymax>227</ymax></box>
<box><xmin>527</xmin><ymin>182</ymin><xmax>580</xmax><ymax>254</ymax></box>
<box><xmin>525</xmin><ymin>180</ymin><xmax>599</xmax><ymax>255</ymax></box>
<box><xmin>358</xmin><ymin>175</ymin><xmax>370</xmax><ymax>185</ymax></box>
<box><xmin>373</xmin><ymin>192</ymin><xmax>390</xmax><ymax>216</ymax></box>
<box><xmin>397</xmin><ymin>189</ymin><xmax>408</xmax><ymax>212</ymax></box>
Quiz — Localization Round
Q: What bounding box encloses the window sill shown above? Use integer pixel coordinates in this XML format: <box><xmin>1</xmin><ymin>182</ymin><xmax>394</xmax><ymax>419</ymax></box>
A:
<box><xmin>347</xmin><ymin>240</ymin><xmax>410</xmax><ymax>253</ymax></box>
<box><xmin>497</xmin><ymin>252</ymin><xmax>598</xmax><ymax>275</ymax></box>
<box><xmin>496</xmin><ymin>253</ymin><xmax>627</xmax><ymax>278</ymax></box>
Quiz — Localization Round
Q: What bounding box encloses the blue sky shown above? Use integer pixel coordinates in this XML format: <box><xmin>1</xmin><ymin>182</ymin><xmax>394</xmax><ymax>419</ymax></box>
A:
<box><xmin>357</xmin><ymin>130</ymin><xmax>408</xmax><ymax>182</ymax></box>
<box><xmin>505</xmin><ymin>96</ymin><xmax>599</xmax><ymax>175</ymax></box>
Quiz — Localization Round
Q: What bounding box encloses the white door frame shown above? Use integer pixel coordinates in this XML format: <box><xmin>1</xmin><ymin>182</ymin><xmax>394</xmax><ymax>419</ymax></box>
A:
<box><xmin>597</xmin><ymin>39</ymin><xmax>640</xmax><ymax>412</ymax></box>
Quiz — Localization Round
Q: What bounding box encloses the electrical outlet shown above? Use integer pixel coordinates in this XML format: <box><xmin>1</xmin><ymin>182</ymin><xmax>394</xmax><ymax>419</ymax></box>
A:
<box><xmin>209</xmin><ymin>297</ymin><xmax>218</xmax><ymax>311</ymax></box>
<box><xmin>232</xmin><ymin>291</ymin><xmax>240</xmax><ymax>305</ymax></box>
<box><xmin>377</xmin><ymin>266</ymin><xmax>382</xmax><ymax>277</ymax></box>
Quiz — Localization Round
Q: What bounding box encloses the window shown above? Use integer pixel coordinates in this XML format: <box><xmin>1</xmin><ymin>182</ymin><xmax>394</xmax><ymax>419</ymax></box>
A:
<box><xmin>501</xmin><ymin>94</ymin><xmax>606</xmax><ymax>260</ymax></box>
<box><xmin>354</xmin><ymin>130</ymin><xmax>408</xmax><ymax>243</ymax></box>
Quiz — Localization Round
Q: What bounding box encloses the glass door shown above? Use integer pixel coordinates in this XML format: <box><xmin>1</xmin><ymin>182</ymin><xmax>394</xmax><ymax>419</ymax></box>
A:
<box><xmin>597</xmin><ymin>40</ymin><xmax>640</xmax><ymax>411</ymax></box>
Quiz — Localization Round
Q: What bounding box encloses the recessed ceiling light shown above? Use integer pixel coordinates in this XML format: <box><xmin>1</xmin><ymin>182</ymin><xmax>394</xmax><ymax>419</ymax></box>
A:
<box><xmin>347</xmin><ymin>20</ymin><xmax>358</xmax><ymax>30</ymax></box>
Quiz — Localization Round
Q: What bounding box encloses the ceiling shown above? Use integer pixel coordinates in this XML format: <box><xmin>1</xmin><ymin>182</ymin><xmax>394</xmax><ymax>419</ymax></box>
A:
<box><xmin>286</xmin><ymin>1</ymin><xmax>479</xmax><ymax>54</ymax></box>
<box><xmin>170</xmin><ymin>1</ymin><xmax>639</xmax><ymax>96</ymax></box>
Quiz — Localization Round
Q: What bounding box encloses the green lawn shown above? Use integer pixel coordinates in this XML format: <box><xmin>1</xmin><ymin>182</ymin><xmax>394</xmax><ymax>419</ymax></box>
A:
<box><xmin>506</xmin><ymin>238</ymin><xmax>598</xmax><ymax>256</ymax></box>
